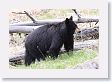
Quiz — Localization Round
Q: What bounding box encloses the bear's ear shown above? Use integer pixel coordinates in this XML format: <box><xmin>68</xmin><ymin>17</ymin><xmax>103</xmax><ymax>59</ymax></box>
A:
<box><xmin>65</xmin><ymin>18</ymin><xmax>69</xmax><ymax>24</ymax></box>
<box><xmin>66</xmin><ymin>18</ymin><xmax>69</xmax><ymax>21</ymax></box>
<box><xmin>69</xmin><ymin>16</ymin><xmax>73</xmax><ymax>21</ymax></box>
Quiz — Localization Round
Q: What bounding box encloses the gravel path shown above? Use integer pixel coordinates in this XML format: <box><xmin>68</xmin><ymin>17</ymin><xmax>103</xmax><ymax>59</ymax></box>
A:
<box><xmin>74</xmin><ymin>57</ymin><xmax>99</xmax><ymax>69</ymax></box>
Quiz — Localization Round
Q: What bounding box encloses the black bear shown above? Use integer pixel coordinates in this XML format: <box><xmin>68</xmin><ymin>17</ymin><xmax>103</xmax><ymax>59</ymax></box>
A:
<box><xmin>24</xmin><ymin>16</ymin><xmax>80</xmax><ymax>66</ymax></box>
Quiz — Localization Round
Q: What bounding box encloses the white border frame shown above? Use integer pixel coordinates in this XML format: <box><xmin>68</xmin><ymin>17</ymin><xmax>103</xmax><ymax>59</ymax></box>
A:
<box><xmin>0</xmin><ymin>0</ymin><xmax>108</xmax><ymax>78</ymax></box>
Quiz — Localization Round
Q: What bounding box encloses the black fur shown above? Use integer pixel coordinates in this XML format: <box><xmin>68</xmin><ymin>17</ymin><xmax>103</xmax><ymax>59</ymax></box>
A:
<box><xmin>24</xmin><ymin>16</ymin><xmax>78</xmax><ymax>66</ymax></box>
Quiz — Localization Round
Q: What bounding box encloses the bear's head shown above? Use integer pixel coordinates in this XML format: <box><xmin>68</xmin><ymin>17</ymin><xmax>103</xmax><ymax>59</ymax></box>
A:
<box><xmin>65</xmin><ymin>16</ymin><xmax>80</xmax><ymax>35</ymax></box>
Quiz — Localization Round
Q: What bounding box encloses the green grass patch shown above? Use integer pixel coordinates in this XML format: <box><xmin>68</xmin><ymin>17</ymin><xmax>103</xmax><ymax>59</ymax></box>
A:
<box><xmin>9</xmin><ymin>49</ymin><xmax>97</xmax><ymax>69</ymax></box>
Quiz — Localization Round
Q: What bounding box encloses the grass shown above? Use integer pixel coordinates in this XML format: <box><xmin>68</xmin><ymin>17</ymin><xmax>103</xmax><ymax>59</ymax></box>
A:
<box><xmin>9</xmin><ymin>49</ymin><xmax>97</xmax><ymax>69</ymax></box>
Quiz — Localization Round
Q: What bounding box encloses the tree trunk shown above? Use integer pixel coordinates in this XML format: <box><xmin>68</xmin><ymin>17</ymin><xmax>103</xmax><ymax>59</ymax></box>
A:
<box><xmin>9</xmin><ymin>18</ymin><xmax>99</xmax><ymax>33</ymax></box>
<box><xmin>75</xmin><ymin>26</ymin><xmax>99</xmax><ymax>41</ymax></box>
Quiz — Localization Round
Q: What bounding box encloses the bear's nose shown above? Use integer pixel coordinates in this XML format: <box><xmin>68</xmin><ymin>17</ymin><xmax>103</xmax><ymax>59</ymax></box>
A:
<box><xmin>78</xmin><ymin>31</ymin><xmax>81</xmax><ymax>33</ymax></box>
<box><xmin>75</xmin><ymin>27</ymin><xmax>81</xmax><ymax>33</ymax></box>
